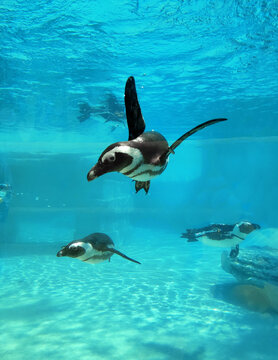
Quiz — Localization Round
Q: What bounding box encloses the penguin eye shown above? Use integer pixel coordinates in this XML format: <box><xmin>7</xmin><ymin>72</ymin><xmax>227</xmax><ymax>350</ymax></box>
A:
<box><xmin>69</xmin><ymin>246</ymin><xmax>81</xmax><ymax>253</ymax></box>
<box><xmin>107</xmin><ymin>154</ymin><xmax>116</xmax><ymax>162</ymax></box>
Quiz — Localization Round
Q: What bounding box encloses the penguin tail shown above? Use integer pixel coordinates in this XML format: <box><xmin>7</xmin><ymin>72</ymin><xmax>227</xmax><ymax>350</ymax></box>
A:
<box><xmin>107</xmin><ymin>248</ymin><xmax>141</xmax><ymax>264</ymax></box>
<box><xmin>181</xmin><ymin>233</ymin><xmax>198</xmax><ymax>242</ymax></box>
<box><xmin>166</xmin><ymin>118</ymin><xmax>227</xmax><ymax>157</ymax></box>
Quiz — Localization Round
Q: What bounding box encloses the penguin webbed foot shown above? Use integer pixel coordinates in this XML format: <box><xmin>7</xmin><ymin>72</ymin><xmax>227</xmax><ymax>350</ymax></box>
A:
<box><xmin>134</xmin><ymin>180</ymin><xmax>150</xmax><ymax>194</ymax></box>
<box><xmin>229</xmin><ymin>244</ymin><xmax>239</xmax><ymax>258</ymax></box>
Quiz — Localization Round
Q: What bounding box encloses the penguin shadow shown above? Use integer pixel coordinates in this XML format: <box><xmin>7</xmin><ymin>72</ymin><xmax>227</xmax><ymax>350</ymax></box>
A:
<box><xmin>138</xmin><ymin>342</ymin><xmax>205</xmax><ymax>360</ymax></box>
<box><xmin>211</xmin><ymin>283</ymin><xmax>278</xmax><ymax>315</ymax></box>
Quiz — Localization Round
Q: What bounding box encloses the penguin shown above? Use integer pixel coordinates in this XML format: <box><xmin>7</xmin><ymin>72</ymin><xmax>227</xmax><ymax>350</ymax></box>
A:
<box><xmin>78</xmin><ymin>93</ymin><xmax>125</xmax><ymax>127</ymax></box>
<box><xmin>181</xmin><ymin>221</ymin><xmax>261</xmax><ymax>248</ymax></box>
<box><xmin>56</xmin><ymin>232</ymin><xmax>141</xmax><ymax>265</ymax></box>
<box><xmin>87</xmin><ymin>76</ymin><xmax>227</xmax><ymax>194</ymax></box>
<box><xmin>78</xmin><ymin>102</ymin><xmax>93</xmax><ymax>122</ymax></box>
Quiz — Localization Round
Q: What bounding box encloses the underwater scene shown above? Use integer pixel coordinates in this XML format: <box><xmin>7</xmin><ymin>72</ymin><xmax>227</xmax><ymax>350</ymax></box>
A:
<box><xmin>1</xmin><ymin>1</ymin><xmax>278</xmax><ymax>359</ymax></box>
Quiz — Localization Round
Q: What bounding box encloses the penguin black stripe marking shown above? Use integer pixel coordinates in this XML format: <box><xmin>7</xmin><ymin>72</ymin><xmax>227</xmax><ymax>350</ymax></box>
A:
<box><xmin>87</xmin><ymin>76</ymin><xmax>227</xmax><ymax>193</ymax></box>
<box><xmin>130</xmin><ymin>167</ymin><xmax>167</xmax><ymax>180</ymax></box>
<box><xmin>128</xmin><ymin>162</ymin><xmax>167</xmax><ymax>177</ymax></box>
<box><xmin>122</xmin><ymin>162</ymin><xmax>143</xmax><ymax>176</ymax></box>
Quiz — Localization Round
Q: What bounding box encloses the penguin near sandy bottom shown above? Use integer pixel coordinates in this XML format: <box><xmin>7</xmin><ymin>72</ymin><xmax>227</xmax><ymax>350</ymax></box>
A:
<box><xmin>181</xmin><ymin>221</ymin><xmax>261</xmax><ymax>255</ymax></box>
<box><xmin>57</xmin><ymin>233</ymin><xmax>141</xmax><ymax>265</ymax></box>
<box><xmin>87</xmin><ymin>76</ymin><xmax>227</xmax><ymax>194</ymax></box>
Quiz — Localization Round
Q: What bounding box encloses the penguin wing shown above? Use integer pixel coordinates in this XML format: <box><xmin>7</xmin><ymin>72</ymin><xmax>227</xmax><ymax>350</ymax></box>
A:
<box><xmin>125</xmin><ymin>76</ymin><xmax>145</xmax><ymax>140</ymax></box>
<box><xmin>165</xmin><ymin>118</ymin><xmax>227</xmax><ymax>157</ymax></box>
<box><xmin>106</xmin><ymin>247</ymin><xmax>141</xmax><ymax>264</ymax></box>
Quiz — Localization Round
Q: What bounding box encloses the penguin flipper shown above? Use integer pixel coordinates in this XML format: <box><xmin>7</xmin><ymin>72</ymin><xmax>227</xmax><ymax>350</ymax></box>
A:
<box><xmin>107</xmin><ymin>248</ymin><xmax>141</xmax><ymax>264</ymax></box>
<box><xmin>125</xmin><ymin>76</ymin><xmax>145</xmax><ymax>140</ymax></box>
<box><xmin>166</xmin><ymin>118</ymin><xmax>227</xmax><ymax>157</ymax></box>
<box><xmin>135</xmin><ymin>180</ymin><xmax>150</xmax><ymax>194</ymax></box>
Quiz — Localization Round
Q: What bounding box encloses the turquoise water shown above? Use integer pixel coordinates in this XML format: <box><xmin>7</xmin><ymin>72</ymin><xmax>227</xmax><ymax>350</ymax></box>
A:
<box><xmin>1</xmin><ymin>1</ymin><xmax>278</xmax><ymax>359</ymax></box>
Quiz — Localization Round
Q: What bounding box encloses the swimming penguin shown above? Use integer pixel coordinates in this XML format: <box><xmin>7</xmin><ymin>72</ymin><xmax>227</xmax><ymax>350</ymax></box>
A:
<box><xmin>56</xmin><ymin>233</ymin><xmax>141</xmax><ymax>265</ymax></box>
<box><xmin>78</xmin><ymin>93</ymin><xmax>125</xmax><ymax>127</ymax></box>
<box><xmin>181</xmin><ymin>221</ymin><xmax>261</xmax><ymax>249</ymax></box>
<box><xmin>78</xmin><ymin>102</ymin><xmax>93</xmax><ymax>122</ymax></box>
<box><xmin>87</xmin><ymin>76</ymin><xmax>227</xmax><ymax>193</ymax></box>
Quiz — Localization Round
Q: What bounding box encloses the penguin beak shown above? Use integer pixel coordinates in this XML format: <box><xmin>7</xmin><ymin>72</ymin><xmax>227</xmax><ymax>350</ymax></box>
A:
<box><xmin>57</xmin><ymin>249</ymin><xmax>65</xmax><ymax>257</ymax></box>
<box><xmin>87</xmin><ymin>163</ymin><xmax>107</xmax><ymax>181</ymax></box>
<box><xmin>87</xmin><ymin>168</ymin><xmax>98</xmax><ymax>181</ymax></box>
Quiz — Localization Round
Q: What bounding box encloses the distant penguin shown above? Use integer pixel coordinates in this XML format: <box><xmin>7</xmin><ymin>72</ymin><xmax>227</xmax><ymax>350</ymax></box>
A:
<box><xmin>87</xmin><ymin>76</ymin><xmax>227</xmax><ymax>193</ymax></box>
<box><xmin>57</xmin><ymin>233</ymin><xmax>141</xmax><ymax>265</ymax></box>
<box><xmin>181</xmin><ymin>221</ymin><xmax>261</xmax><ymax>248</ymax></box>
<box><xmin>78</xmin><ymin>94</ymin><xmax>125</xmax><ymax>127</ymax></box>
<box><xmin>78</xmin><ymin>102</ymin><xmax>93</xmax><ymax>122</ymax></box>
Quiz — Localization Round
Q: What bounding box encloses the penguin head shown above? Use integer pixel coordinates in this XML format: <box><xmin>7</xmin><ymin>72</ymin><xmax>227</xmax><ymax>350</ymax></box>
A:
<box><xmin>87</xmin><ymin>143</ymin><xmax>137</xmax><ymax>181</ymax></box>
<box><xmin>238</xmin><ymin>222</ymin><xmax>261</xmax><ymax>234</ymax></box>
<box><xmin>57</xmin><ymin>241</ymin><xmax>86</xmax><ymax>258</ymax></box>
<box><xmin>233</xmin><ymin>222</ymin><xmax>261</xmax><ymax>239</ymax></box>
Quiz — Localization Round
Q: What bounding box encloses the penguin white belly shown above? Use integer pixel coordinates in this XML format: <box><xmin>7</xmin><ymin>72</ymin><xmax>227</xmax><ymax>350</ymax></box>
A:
<box><xmin>131</xmin><ymin>173</ymin><xmax>155</xmax><ymax>181</ymax></box>
<box><xmin>199</xmin><ymin>236</ymin><xmax>242</xmax><ymax>248</ymax></box>
<box><xmin>76</xmin><ymin>243</ymin><xmax>112</xmax><ymax>264</ymax></box>
<box><xmin>129</xmin><ymin>163</ymin><xmax>168</xmax><ymax>181</ymax></box>
<box><xmin>84</xmin><ymin>251</ymin><xmax>112</xmax><ymax>264</ymax></box>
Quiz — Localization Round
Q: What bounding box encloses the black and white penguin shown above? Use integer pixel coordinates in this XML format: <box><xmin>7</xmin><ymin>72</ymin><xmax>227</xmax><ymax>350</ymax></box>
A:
<box><xmin>181</xmin><ymin>221</ymin><xmax>261</xmax><ymax>248</ymax></box>
<box><xmin>87</xmin><ymin>76</ymin><xmax>227</xmax><ymax>193</ymax></box>
<box><xmin>57</xmin><ymin>233</ymin><xmax>141</xmax><ymax>265</ymax></box>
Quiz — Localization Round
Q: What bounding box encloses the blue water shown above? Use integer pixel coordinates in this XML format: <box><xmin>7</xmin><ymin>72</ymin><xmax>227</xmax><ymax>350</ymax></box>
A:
<box><xmin>1</xmin><ymin>1</ymin><xmax>278</xmax><ymax>359</ymax></box>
